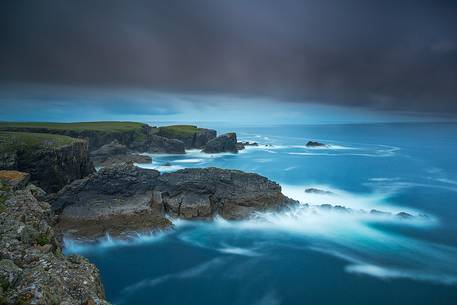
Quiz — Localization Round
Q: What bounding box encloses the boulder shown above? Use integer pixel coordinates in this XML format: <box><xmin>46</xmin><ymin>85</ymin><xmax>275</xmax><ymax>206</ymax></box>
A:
<box><xmin>203</xmin><ymin>133</ymin><xmax>238</xmax><ymax>153</ymax></box>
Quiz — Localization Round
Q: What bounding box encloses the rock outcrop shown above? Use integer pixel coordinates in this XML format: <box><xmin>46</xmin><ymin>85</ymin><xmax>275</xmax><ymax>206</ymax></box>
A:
<box><xmin>154</xmin><ymin>167</ymin><xmax>297</xmax><ymax>219</ymax></box>
<box><xmin>306</xmin><ymin>141</ymin><xmax>327</xmax><ymax>147</ymax></box>
<box><xmin>1</xmin><ymin>132</ymin><xmax>95</xmax><ymax>193</ymax></box>
<box><xmin>52</xmin><ymin>165</ymin><xmax>296</xmax><ymax>238</ymax></box>
<box><xmin>0</xmin><ymin>172</ymin><xmax>109</xmax><ymax>304</ymax></box>
<box><xmin>203</xmin><ymin>133</ymin><xmax>239</xmax><ymax>153</ymax></box>
<box><xmin>53</xmin><ymin>164</ymin><xmax>171</xmax><ymax>238</ymax></box>
<box><xmin>131</xmin><ymin>134</ymin><xmax>185</xmax><ymax>154</ymax></box>
<box><xmin>90</xmin><ymin>140</ymin><xmax>152</xmax><ymax>167</ymax></box>
<box><xmin>157</xmin><ymin>125</ymin><xmax>217</xmax><ymax>149</ymax></box>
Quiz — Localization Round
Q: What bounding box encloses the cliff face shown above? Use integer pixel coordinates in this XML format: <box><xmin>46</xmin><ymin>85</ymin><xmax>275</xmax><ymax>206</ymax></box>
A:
<box><xmin>157</xmin><ymin>125</ymin><xmax>217</xmax><ymax>149</ymax></box>
<box><xmin>1</xmin><ymin>132</ymin><xmax>95</xmax><ymax>193</ymax></box>
<box><xmin>0</xmin><ymin>172</ymin><xmax>109</xmax><ymax>305</ymax></box>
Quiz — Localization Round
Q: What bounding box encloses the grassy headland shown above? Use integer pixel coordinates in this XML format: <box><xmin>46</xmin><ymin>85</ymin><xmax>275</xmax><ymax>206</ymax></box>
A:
<box><xmin>0</xmin><ymin>131</ymin><xmax>78</xmax><ymax>153</ymax></box>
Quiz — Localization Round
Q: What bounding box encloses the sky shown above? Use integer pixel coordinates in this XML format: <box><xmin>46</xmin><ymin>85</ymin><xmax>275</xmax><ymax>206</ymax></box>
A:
<box><xmin>1</xmin><ymin>0</ymin><xmax>456</xmax><ymax>123</ymax></box>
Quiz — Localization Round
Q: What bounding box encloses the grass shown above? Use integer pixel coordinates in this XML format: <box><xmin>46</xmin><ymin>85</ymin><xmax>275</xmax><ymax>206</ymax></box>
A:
<box><xmin>0</xmin><ymin>121</ymin><xmax>146</xmax><ymax>132</ymax></box>
<box><xmin>0</xmin><ymin>131</ymin><xmax>77</xmax><ymax>153</ymax></box>
<box><xmin>158</xmin><ymin>125</ymin><xmax>200</xmax><ymax>137</ymax></box>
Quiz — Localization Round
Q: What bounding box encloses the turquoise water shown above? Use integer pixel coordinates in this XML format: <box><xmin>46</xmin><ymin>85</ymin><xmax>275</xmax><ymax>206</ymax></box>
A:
<box><xmin>65</xmin><ymin>123</ymin><xmax>457</xmax><ymax>305</ymax></box>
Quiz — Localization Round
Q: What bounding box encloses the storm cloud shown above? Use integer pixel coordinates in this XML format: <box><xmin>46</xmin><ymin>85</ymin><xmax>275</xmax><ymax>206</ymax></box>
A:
<box><xmin>1</xmin><ymin>0</ymin><xmax>456</xmax><ymax>114</ymax></box>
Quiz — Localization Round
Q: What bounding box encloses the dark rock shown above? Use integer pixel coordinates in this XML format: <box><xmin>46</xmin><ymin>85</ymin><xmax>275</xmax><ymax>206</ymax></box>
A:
<box><xmin>396</xmin><ymin>212</ymin><xmax>414</xmax><ymax>219</ymax></box>
<box><xmin>93</xmin><ymin>154</ymin><xmax>152</xmax><ymax>167</ymax></box>
<box><xmin>90</xmin><ymin>140</ymin><xmax>152</xmax><ymax>167</ymax></box>
<box><xmin>305</xmin><ymin>188</ymin><xmax>334</xmax><ymax>195</ymax></box>
<box><xmin>203</xmin><ymin>133</ymin><xmax>238</xmax><ymax>153</ymax></box>
<box><xmin>157</xmin><ymin>126</ymin><xmax>217</xmax><ymax>149</ymax></box>
<box><xmin>1</xmin><ymin>140</ymin><xmax>94</xmax><ymax>193</ymax></box>
<box><xmin>53</xmin><ymin>165</ymin><xmax>297</xmax><ymax>238</ymax></box>
<box><xmin>0</xmin><ymin>177</ymin><xmax>109</xmax><ymax>304</ymax></box>
<box><xmin>154</xmin><ymin>167</ymin><xmax>297</xmax><ymax>219</ymax></box>
<box><xmin>164</xmin><ymin>162</ymin><xmax>172</xmax><ymax>166</ymax></box>
<box><xmin>194</xmin><ymin>129</ymin><xmax>217</xmax><ymax>149</ymax></box>
<box><xmin>306</xmin><ymin>141</ymin><xmax>327</xmax><ymax>147</ymax></box>
<box><xmin>132</xmin><ymin>134</ymin><xmax>185</xmax><ymax>154</ymax></box>
<box><xmin>370</xmin><ymin>209</ymin><xmax>392</xmax><ymax>216</ymax></box>
<box><xmin>90</xmin><ymin>140</ymin><xmax>128</xmax><ymax>157</ymax></box>
<box><xmin>52</xmin><ymin>163</ymin><xmax>170</xmax><ymax>238</ymax></box>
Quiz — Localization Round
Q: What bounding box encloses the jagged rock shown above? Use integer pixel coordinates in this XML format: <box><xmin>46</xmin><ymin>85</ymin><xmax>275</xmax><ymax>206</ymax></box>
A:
<box><xmin>0</xmin><ymin>135</ymin><xmax>94</xmax><ymax>193</ymax></box>
<box><xmin>306</xmin><ymin>141</ymin><xmax>327</xmax><ymax>147</ymax></box>
<box><xmin>370</xmin><ymin>209</ymin><xmax>392</xmax><ymax>216</ymax></box>
<box><xmin>157</xmin><ymin>126</ymin><xmax>217</xmax><ymax>149</ymax></box>
<box><xmin>194</xmin><ymin>129</ymin><xmax>217</xmax><ymax>149</ymax></box>
<box><xmin>154</xmin><ymin>167</ymin><xmax>297</xmax><ymax>219</ymax></box>
<box><xmin>53</xmin><ymin>165</ymin><xmax>297</xmax><ymax>238</ymax></box>
<box><xmin>53</xmin><ymin>164</ymin><xmax>171</xmax><ymax>238</ymax></box>
<box><xmin>203</xmin><ymin>133</ymin><xmax>238</xmax><ymax>153</ymax></box>
<box><xmin>0</xmin><ymin>176</ymin><xmax>109</xmax><ymax>304</ymax></box>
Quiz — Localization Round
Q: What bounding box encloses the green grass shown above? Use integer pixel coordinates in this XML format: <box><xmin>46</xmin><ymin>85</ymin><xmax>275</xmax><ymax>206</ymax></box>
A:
<box><xmin>0</xmin><ymin>121</ymin><xmax>146</xmax><ymax>132</ymax></box>
<box><xmin>158</xmin><ymin>125</ymin><xmax>200</xmax><ymax>137</ymax></box>
<box><xmin>0</xmin><ymin>131</ymin><xmax>77</xmax><ymax>153</ymax></box>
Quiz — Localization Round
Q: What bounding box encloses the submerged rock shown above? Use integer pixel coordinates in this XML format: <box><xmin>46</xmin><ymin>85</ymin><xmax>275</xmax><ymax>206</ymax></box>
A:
<box><xmin>53</xmin><ymin>164</ymin><xmax>297</xmax><ymax>238</ymax></box>
<box><xmin>203</xmin><ymin>133</ymin><xmax>239</xmax><ymax>153</ymax></box>
<box><xmin>0</xmin><ymin>172</ymin><xmax>109</xmax><ymax>304</ymax></box>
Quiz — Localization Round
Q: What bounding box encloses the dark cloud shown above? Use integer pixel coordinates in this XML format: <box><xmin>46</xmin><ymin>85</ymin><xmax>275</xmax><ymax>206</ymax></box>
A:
<box><xmin>1</xmin><ymin>0</ymin><xmax>456</xmax><ymax>114</ymax></box>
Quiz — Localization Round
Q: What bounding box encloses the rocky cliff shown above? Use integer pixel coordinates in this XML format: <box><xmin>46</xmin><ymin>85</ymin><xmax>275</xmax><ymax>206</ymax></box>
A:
<box><xmin>0</xmin><ymin>132</ymin><xmax>95</xmax><ymax>193</ymax></box>
<box><xmin>157</xmin><ymin>125</ymin><xmax>217</xmax><ymax>149</ymax></box>
<box><xmin>53</xmin><ymin>164</ymin><xmax>297</xmax><ymax>239</ymax></box>
<box><xmin>0</xmin><ymin>171</ymin><xmax>109</xmax><ymax>305</ymax></box>
<box><xmin>203</xmin><ymin>132</ymin><xmax>239</xmax><ymax>153</ymax></box>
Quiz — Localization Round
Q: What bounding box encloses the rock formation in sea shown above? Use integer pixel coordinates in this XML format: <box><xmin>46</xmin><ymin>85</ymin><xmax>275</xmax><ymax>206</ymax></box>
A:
<box><xmin>0</xmin><ymin>170</ymin><xmax>109</xmax><ymax>305</ymax></box>
<box><xmin>305</xmin><ymin>141</ymin><xmax>327</xmax><ymax>147</ymax></box>
<box><xmin>203</xmin><ymin>132</ymin><xmax>239</xmax><ymax>153</ymax></box>
<box><xmin>52</xmin><ymin>164</ymin><xmax>297</xmax><ymax>239</ymax></box>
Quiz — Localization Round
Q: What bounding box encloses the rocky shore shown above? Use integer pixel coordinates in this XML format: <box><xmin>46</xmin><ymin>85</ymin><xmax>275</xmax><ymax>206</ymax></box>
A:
<box><xmin>53</xmin><ymin>164</ymin><xmax>297</xmax><ymax>239</ymax></box>
<box><xmin>0</xmin><ymin>171</ymin><xmax>108</xmax><ymax>305</ymax></box>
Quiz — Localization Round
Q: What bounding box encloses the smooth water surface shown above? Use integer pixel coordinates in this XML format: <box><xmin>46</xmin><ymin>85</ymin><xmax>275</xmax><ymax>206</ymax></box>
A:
<box><xmin>65</xmin><ymin>123</ymin><xmax>457</xmax><ymax>305</ymax></box>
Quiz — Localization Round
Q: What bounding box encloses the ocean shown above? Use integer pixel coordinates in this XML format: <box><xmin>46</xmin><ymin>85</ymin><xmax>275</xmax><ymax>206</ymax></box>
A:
<box><xmin>64</xmin><ymin>123</ymin><xmax>457</xmax><ymax>305</ymax></box>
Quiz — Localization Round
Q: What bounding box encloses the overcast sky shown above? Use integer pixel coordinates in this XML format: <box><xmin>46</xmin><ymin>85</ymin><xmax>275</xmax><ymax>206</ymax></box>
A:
<box><xmin>1</xmin><ymin>0</ymin><xmax>456</xmax><ymax>122</ymax></box>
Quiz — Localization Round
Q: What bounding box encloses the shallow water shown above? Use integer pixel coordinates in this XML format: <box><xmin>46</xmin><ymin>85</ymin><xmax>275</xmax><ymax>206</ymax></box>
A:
<box><xmin>65</xmin><ymin>123</ymin><xmax>457</xmax><ymax>305</ymax></box>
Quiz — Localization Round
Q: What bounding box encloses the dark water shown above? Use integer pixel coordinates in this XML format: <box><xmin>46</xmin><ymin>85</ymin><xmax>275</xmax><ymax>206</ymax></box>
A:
<box><xmin>65</xmin><ymin>123</ymin><xmax>457</xmax><ymax>305</ymax></box>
